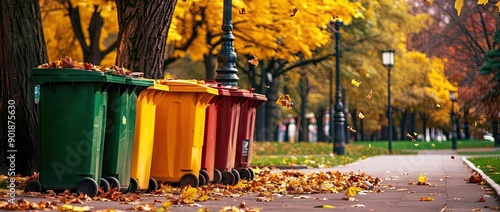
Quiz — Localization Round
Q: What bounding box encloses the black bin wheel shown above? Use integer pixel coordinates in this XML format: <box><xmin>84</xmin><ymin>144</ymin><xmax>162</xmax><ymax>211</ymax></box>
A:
<box><xmin>220</xmin><ymin>171</ymin><xmax>235</xmax><ymax>185</ymax></box>
<box><xmin>100</xmin><ymin>178</ymin><xmax>110</xmax><ymax>193</ymax></box>
<box><xmin>76</xmin><ymin>177</ymin><xmax>99</xmax><ymax>197</ymax></box>
<box><xmin>127</xmin><ymin>178</ymin><xmax>139</xmax><ymax>193</ymax></box>
<box><xmin>105</xmin><ymin>177</ymin><xmax>121</xmax><ymax>192</ymax></box>
<box><xmin>180</xmin><ymin>173</ymin><xmax>199</xmax><ymax>188</ymax></box>
<box><xmin>200</xmin><ymin>169</ymin><xmax>210</xmax><ymax>184</ymax></box>
<box><xmin>147</xmin><ymin>177</ymin><xmax>158</xmax><ymax>193</ymax></box>
<box><xmin>248</xmin><ymin>168</ymin><xmax>255</xmax><ymax>180</ymax></box>
<box><xmin>232</xmin><ymin>169</ymin><xmax>241</xmax><ymax>185</ymax></box>
<box><xmin>238</xmin><ymin>168</ymin><xmax>252</xmax><ymax>180</ymax></box>
<box><xmin>213</xmin><ymin>169</ymin><xmax>222</xmax><ymax>184</ymax></box>
<box><xmin>198</xmin><ymin>173</ymin><xmax>206</xmax><ymax>187</ymax></box>
<box><xmin>25</xmin><ymin>180</ymin><xmax>42</xmax><ymax>192</ymax></box>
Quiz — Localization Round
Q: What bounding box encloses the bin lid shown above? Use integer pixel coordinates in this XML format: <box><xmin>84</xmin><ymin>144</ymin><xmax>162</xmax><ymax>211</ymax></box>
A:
<box><xmin>252</xmin><ymin>93</ymin><xmax>268</xmax><ymax>101</ymax></box>
<box><xmin>146</xmin><ymin>83</ymin><xmax>170</xmax><ymax>92</ymax></box>
<box><xmin>125</xmin><ymin>77</ymin><xmax>155</xmax><ymax>86</ymax></box>
<box><xmin>204</xmin><ymin>80</ymin><xmax>254</xmax><ymax>97</ymax></box>
<box><xmin>33</xmin><ymin>68</ymin><xmax>125</xmax><ymax>84</ymax></box>
<box><xmin>156</xmin><ymin>79</ymin><xmax>218</xmax><ymax>95</ymax></box>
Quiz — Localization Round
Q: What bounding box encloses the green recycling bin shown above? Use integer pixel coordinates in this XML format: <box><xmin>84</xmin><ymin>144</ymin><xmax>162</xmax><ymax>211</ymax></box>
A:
<box><xmin>100</xmin><ymin>77</ymin><xmax>154</xmax><ymax>193</ymax></box>
<box><xmin>28</xmin><ymin>68</ymin><xmax>123</xmax><ymax>197</ymax></box>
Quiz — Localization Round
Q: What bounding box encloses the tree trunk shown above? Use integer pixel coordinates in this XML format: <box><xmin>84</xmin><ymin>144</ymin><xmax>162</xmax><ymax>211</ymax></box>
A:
<box><xmin>264</xmin><ymin>78</ymin><xmax>280</xmax><ymax>141</ymax></box>
<box><xmin>315</xmin><ymin>106</ymin><xmax>327</xmax><ymax>142</ymax></box>
<box><xmin>204</xmin><ymin>54</ymin><xmax>216</xmax><ymax>80</ymax></box>
<box><xmin>0</xmin><ymin>0</ymin><xmax>48</xmax><ymax>175</ymax></box>
<box><xmin>115</xmin><ymin>0</ymin><xmax>178</xmax><ymax>78</ymax></box>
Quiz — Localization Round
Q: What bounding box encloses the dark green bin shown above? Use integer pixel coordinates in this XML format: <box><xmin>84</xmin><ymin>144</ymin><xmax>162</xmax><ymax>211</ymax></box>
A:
<box><xmin>101</xmin><ymin>76</ymin><xmax>154</xmax><ymax>193</ymax></box>
<box><xmin>30</xmin><ymin>68</ymin><xmax>124</xmax><ymax>197</ymax></box>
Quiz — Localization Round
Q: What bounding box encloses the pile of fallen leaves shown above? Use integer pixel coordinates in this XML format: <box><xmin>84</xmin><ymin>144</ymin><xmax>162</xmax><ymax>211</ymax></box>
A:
<box><xmin>0</xmin><ymin>172</ymin><xmax>38</xmax><ymax>190</ymax></box>
<box><xmin>37</xmin><ymin>56</ymin><xmax>135</xmax><ymax>76</ymax></box>
<box><xmin>1</xmin><ymin>168</ymin><xmax>381</xmax><ymax>211</ymax></box>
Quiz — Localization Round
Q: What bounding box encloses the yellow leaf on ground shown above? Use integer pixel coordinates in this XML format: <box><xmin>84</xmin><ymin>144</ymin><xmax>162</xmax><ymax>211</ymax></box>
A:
<box><xmin>419</xmin><ymin>197</ymin><xmax>434</xmax><ymax>201</ymax></box>
<box><xmin>313</xmin><ymin>204</ymin><xmax>335</xmax><ymax>208</ymax></box>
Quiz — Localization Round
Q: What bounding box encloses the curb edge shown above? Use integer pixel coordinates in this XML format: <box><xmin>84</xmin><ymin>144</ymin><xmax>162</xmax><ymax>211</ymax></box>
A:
<box><xmin>462</xmin><ymin>156</ymin><xmax>500</xmax><ymax>196</ymax></box>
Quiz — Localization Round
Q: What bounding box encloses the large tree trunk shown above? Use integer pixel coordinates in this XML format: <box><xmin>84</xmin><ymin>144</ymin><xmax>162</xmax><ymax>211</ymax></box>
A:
<box><xmin>0</xmin><ymin>0</ymin><xmax>48</xmax><ymax>175</ymax></box>
<box><xmin>115</xmin><ymin>0</ymin><xmax>178</xmax><ymax>78</ymax></box>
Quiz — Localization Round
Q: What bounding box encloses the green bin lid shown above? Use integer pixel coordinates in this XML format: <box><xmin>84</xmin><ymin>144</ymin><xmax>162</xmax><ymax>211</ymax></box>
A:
<box><xmin>125</xmin><ymin>77</ymin><xmax>155</xmax><ymax>86</ymax></box>
<box><xmin>33</xmin><ymin>68</ymin><xmax>125</xmax><ymax>84</ymax></box>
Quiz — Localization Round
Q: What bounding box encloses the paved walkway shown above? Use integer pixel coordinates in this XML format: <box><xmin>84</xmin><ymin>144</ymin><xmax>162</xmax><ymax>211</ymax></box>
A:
<box><xmin>12</xmin><ymin>151</ymin><xmax>500</xmax><ymax>211</ymax></box>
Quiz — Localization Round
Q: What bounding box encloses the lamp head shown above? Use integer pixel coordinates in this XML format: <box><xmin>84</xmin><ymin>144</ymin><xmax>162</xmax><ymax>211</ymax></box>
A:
<box><xmin>382</xmin><ymin>50</ymin><xmax>395</xmax><ymax>67</ymax></box>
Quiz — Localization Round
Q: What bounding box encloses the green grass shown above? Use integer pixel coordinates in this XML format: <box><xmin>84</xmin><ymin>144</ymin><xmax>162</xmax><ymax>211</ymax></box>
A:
<box><xmin>467</xmin><ymin>157</ymin><xmax>500</xmax><ymax>185</ymax></box>
<box><xmin>251</xmin><ymin>142</ymin><xmax>413</xmax><ymax>168</ymax></box>
<box><xmin>458</xmin><ymin>150</ymin><xmax>500</xmax><ymax>156</ymax></box>
<box><xmin>251</xmin><ymin>140</ymin><xmax>494</xmax><ymax>168</ymax></box>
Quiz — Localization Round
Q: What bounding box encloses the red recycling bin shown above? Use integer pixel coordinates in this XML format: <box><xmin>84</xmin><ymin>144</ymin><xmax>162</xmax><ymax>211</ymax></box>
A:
<box><xmin>203</xmin><ymin>81</ymin><xmax>252</xmax><ymax>185</ymax></box>
<box><xmin>200</xmin><ymin>95</ymin><xmax>223</xmax><ymax>184</ymax></box>
<box><xmin>235</xmin><ymin>90</ymin><xmax>267</xmax><ymax>180</ymax></box>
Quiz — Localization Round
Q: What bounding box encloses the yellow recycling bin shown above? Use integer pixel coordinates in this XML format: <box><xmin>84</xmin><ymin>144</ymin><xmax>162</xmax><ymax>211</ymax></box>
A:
<box><xmin>150</xmin><ymin>79</ymin><xmax>218</xmax><ymax>187</ymax></box>
<box><xmin>130</xmin><ymin>84</ymin><xmax>169</xmax><ymax>192</ymax></box>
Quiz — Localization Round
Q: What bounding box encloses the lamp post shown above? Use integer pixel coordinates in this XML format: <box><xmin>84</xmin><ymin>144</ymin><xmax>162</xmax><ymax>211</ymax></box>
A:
<box><xmin>450</xmin><ymin>91</ymin><xmax>457</xmax><ymax>150</ymax></box>
<box><xmin>215</xmin><ymin>0</ymin><xmax>239</xmax><ymax>86</ymax></box>
<box><xmin>382</xmin><ymin>50</ymin><xmax>394</xmax><ymax>153</ymax></box>
<box><xmin>330</xmin><ymin>20</ymin><xmax>345</xmax><ymax>155</ymax></box>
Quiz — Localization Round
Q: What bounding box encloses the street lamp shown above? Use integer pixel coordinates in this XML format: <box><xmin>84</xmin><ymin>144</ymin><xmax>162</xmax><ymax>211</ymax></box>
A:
<box><xmin>330</xmin><ymin>19</ymin><xmax>345</xmax><ymax>155</ymax></box>
<box><xmin>382</xmin><ymin>50</ymin><xmax>394</xmax><ymax>153</ymax></box>
<box><xmin>215</xmin><ymin>0</ymin><xmax>239</xmax><ymax>86</ymax></box>
<box><xmin>450</xmin><ymin>91</ymin><xmax>457</xmax><ymax>150</ymax></box>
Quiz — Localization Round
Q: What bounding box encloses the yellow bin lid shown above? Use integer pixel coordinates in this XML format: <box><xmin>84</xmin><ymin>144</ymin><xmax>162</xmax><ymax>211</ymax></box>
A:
<box><xmin>153</xmin><ymin>79</ymin><xmax>218</xmax><ymax>95</ymax></box>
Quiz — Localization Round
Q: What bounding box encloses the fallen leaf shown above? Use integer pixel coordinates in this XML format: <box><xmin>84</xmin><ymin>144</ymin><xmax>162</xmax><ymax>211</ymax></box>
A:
<box><xmin>314</xmin><ymin>204</ymin><xmax>335</xmax><ymax>208</ymax></box>
<box><xmin>478</xmin><ymin>197</ymin><xmax>486</xmax><ymax>202</ymax></box>
<box><xmin>419</xmin><ymin>197</ymin><xmax>434</xmax><ymax>201</ymax></box>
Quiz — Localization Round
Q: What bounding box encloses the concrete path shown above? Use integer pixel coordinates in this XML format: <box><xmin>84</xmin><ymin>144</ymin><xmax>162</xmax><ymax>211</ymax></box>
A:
<box><xmin>11</xmin><ymin>151</ymin><xmax>500</xmax><ymax>211</ymax></box>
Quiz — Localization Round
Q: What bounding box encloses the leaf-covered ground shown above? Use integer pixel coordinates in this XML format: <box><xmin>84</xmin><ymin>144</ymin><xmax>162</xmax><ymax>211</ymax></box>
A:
<box><xmin>0</xmin><ymin>168</ymin><xmax>382</xmax><ymax>211</ymax></box>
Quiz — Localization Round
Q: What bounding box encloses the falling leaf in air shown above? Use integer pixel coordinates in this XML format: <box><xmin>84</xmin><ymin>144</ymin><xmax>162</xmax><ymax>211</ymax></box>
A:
<box><xmin>276</xmin><ymin>94</ymin><xmax>294</xmax><ymax>108</ymax></box>
<box><xmin>290</xmin><ymin>8</ymin><xmax>298</xmax><ymax>17</ymax></box>
<box><xmin>366</xmin><ymin>90</ymin><xmax>373</xmax><ymax>100</ymax></box>
<box><xmin>405</xmin><ymin>133</ymin><xmax>416</xmax><ymax>142</ymax></box>
<box><xmin>248</xmin><ymin>55</ymin><xmax>259</xmax><ymax>67</ymax></box>
<box><xmin>239</xmin><ymin>8</ymin><xmax>246</xmax><ymax>14</ymax></box>
<box><xmin>347</xmin><ymin>126</ymin><xmax>356</xmax><ymax>133</ymax></box>
<box><xmin>358</xmin><ymin>112</ymin><xmax>364</xmax><ymax>119</ymax></box>
<box><xmin>264</xmin><ymin>84</ymin><xmax>271</xmax><ymax>89</ymax></box>
<box><xmin>365</xmin><ymin>90</ymin><xmax>373</xmax><ymax>108</ymax></box>
<box><xmin>351</xmin><ymin>79</ymin><xmax>362</xmax><ymax>87</ymax></box>
<box><xmin>436</xmin><ymin>103</ymin><xmax>441</xmax><ymax>108</ymax></box>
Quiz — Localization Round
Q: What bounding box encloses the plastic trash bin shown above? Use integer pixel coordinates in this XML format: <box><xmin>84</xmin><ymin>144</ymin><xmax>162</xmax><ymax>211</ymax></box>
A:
<box><xmin>101</xmin><ymin>77</ymin><xmax>154</xmax><ymax>193</ymax></box>
<box><xmin>130</xmin><ymin>84</ymin><xmax>169</xmax><ymax>192</ymax></box>
<box><xmin>235</xmin><ymin>90</ymin><xmax>267</xmax><ymax>180</ymax></box>
<box><xmin>204</xmin><ymin>81</ymin><xmax>253</xmax><ymax>185</ymax></box>
<box><xmin>28</xmin><ymin>68</ymin><xmax>124</xmax><ymax>197</ymax></box>
<box><xmin>150</xmin><ymin>79</ymin><xmax>218</xmax><ymax>187</ymax></box>
<box><xmin>200</xmin><ymin>90</ymin><xmax>226</xmax><ymax>184</ymax></box>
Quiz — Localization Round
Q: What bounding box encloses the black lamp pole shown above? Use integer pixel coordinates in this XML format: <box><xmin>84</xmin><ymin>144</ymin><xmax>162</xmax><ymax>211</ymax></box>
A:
<box><xmin>215</xmin><ymin>0</ymin><xmax>239</xmax><ymax>86</ymax></box>
<box><xmin>450</xmin><ymin>91</ymin><xmax>457</xmax><ymax>150</ymax></box>
<box><xmin>332</xmin><ymin>20</ymin><xmax>345</xmax><ymax>155</ymax></box>
<box><xmin>382</xmin><ymin>50</ymin><xmax>394</xmax><ymax>153</ymax></box>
